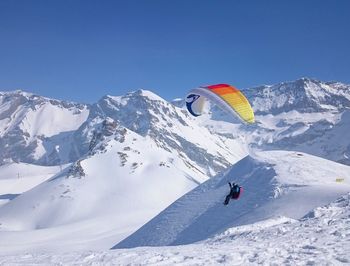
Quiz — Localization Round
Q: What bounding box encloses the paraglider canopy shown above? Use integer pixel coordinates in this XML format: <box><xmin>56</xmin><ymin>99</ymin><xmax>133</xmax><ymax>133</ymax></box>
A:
<box><xmin>186</xmin><ymin>84</ymin><xmax>255</xmax><ymax>124</ymax></box>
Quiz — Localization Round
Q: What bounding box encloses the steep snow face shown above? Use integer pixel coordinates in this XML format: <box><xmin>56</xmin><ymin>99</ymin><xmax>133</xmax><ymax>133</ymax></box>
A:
<box><xmin>115</xmin><ymin>150</ymin><xmax>350</xmax><ymax>248</ymax></box>
<box><xmin>0</xmin><ymin>90</ymin><xmax>89</xmax><ymax>165</ymax></box>
<box><xmin>96</xmin><ymin>89</ymin><xmax>189</xmax><ymax>137</ymax></box>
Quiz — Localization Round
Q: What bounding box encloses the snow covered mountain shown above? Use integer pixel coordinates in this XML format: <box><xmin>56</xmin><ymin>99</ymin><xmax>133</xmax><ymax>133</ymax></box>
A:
<box><xmin>245</xmin><ymin>78</ymin><xmax>350</xmax><ymax>114</ymax></box>
<box><xmin>85</xmin><ymin>89</ymin><xmax>246</xmax><ymax>177</ymax></box>
<box><xmin>0</xmin><ymin>89</ymin><xmax>248</xmax><ymax>251</ymax></box>
<box><xmin>0</xmin><ymin>90</ymin><xmax>89</xmax><ymax>165</ymax></box>
<box><xmin>1</xmin><ymin>78</ymin><xmax>349</xmax><ymax>168</ymax></box>
<box><xmin>0</xmin><ymin>89</ymin><xmax>246</xmax><ymax>176</ymax></box>
<box><xmin>0</xmin><ymin>78</ymin><xmax>349</xmax><ymax>264</ymax></box>
<box><xmin>245</xmin><ymin>78</ymin><xmax>350</xmax><ymax>165</ymax></box>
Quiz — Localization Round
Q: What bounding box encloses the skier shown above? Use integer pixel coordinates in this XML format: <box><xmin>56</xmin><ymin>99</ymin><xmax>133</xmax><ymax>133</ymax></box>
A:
<box><xmin>224</xmin><ymin>182</ymin><xmax>242</xmax><ymax>205</ymax></box>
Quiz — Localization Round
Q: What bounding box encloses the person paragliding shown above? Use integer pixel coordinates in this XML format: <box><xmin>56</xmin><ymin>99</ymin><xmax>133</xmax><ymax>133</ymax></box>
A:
<box><xmin>185</xmin><ymin>84</ymin><xmax>254</xmax><ymax>205</ymax></box>
<box><xmin>224</xmin><ymin>182</ymin><xmax>243</xmax><ymax>205</ymax></box>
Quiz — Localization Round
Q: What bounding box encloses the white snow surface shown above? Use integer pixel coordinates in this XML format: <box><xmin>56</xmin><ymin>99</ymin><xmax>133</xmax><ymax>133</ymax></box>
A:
<box><xmin>0</xmin><ymin>163</ymin><xmax>66</xmax><ymax>207</ymax></box>
<box><xmin>0</xmin><ymin>128</ymin><xmax>208</xmax><ymax>253</ymax></box>
<box><xmin>1</xmin><ymin>192</ymin><xmax>349</xmax><ymax>265</ymax></box>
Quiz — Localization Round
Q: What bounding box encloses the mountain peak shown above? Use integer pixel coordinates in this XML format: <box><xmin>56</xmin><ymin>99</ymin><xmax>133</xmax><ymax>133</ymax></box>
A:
<box><xmin>298</xmin><ymin>76</ymin><xmax>319</xmax><ymax>83</ymax></box>
<box><xmin>0</xmin><ymin>89</ymin><xmax>36</xmax><ymax>99</ymax></box>
<box><xmin>101</xmin><ymin>89</ymin><xmax>166</xmax><ymax>109</ymax></box>
<box><xmin>129</xmin><ymin>89</ymin><xmax>166</xmax><ymax>102</ymax></box>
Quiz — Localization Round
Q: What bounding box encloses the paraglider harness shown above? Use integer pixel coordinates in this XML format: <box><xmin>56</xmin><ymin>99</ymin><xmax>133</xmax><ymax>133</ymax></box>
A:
<box><xmin>224</xmin><ymin>182</ymin><xmax>242</xmax><ymax>205</ymax></box>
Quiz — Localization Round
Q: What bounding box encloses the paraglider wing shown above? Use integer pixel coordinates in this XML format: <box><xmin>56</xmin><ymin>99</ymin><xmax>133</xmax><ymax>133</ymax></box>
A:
<box><xmin>185</xmin><ymin>94</ymin><xmax>202</xmax><ymax>117</ymax></box>
<box><xmin>186</xmin><ymin>84</ymin><xmax>255</xmax><ymax>124</ymax></box>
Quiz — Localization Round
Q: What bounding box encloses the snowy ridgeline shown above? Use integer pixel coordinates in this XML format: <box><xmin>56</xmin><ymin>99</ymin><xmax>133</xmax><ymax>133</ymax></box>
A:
<box><xmin>114</xmin><ymin>150</ymin><xmax>350</xmax><ymax>248</ymax></box>
<box><xmin>0</xmin><ymin>77</ymin><xmax>349</xmax><ymax>167</ymax></box>
<box><xmin>0</xmin><ymin>78</ymin><xmax>349</xmax><ymax>264</ymax></box>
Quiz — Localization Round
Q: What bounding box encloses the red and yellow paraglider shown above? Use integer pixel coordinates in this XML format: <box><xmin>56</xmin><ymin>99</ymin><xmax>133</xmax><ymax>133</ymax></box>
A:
<box><xmin>186</xmin><ymin>84</ymin><xmax>255</xmax><ymax>124</ymax></box>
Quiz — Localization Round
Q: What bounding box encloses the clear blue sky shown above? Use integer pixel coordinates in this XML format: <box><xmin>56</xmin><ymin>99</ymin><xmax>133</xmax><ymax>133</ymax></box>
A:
<box><xmin>0</xmin><ymin>0</ymin><xmax>349</xmax><ymax>103</ymax></box>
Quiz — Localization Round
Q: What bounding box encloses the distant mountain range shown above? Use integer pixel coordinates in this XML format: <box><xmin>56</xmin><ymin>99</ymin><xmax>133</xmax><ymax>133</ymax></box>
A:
<box><xmin>1</xmin><ymin>78</ymin><xmax>349</xmax><ymax>168</ymax></box>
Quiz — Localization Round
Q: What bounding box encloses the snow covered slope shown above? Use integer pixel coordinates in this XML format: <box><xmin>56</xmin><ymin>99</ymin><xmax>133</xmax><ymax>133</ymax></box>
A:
<box><xmin>0</xmin><ymin>162</ymin><xmax>65</xmax><ymax>207</ymax></box>
<box><xmin>1</xmin><ymin>193</ymin><xmax>349</xmax><ymax>265</ymax></box>
<box><xmin>0</xmin><ymin>131</ymin><xmax>199</xmax><ymax>248</ymax></box>
<box><xmin>115</xmin><ymin>150</ymin><xmax>350</xmax><ymax>248</ymax></box>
